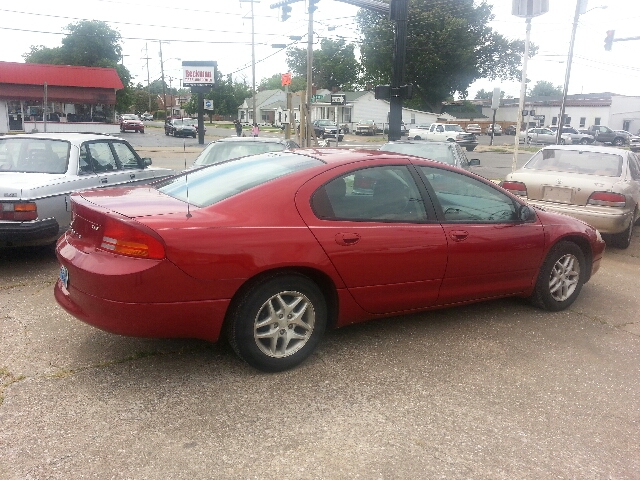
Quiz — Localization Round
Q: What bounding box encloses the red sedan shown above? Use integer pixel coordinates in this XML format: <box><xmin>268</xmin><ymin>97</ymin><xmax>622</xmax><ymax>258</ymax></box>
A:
<box><xmin>55</xmin><ymin>149</ymin><xmax>605</xmax><ymax>371</ymax></box>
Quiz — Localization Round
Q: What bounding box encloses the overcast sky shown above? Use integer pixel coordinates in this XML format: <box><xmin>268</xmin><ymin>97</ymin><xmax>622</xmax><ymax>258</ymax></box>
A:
<box><xmin>2</xmin><ymin>0</ymin><xmax>639</xmax><ymax>100</ymax></box>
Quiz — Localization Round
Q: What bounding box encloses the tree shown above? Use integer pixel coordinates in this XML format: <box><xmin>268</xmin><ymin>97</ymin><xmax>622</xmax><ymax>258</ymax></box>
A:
<box><xmin>23</xmin><ymin>21</ymin><xmax>133</xmax><ymax>113</ymax></box>
<box><xmin>183</xmin><ymin>73</ymin><xmax>252</xmax><ymax>118</ymax></box>
<box><xmin>357</xmin><ymin>0</ymin><xmax>536</xmax><ymax>113</ymax></box>
<box><xmin>475</xmin><ymin>88</ymin><xmax>505</xmax><ymax>100</ymax></box>
<box><xmin>529</xmin><ymin>81</ymin><xmax>563</xmax><ymax>97</ymax></box>
<box><xmin>286</xmin><ymin>39</ymin><xmax>360</xmax><ymax>91</ymax></box>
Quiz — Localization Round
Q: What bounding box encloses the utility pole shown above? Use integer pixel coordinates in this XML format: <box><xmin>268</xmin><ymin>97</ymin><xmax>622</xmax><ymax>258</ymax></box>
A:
<box><xmin>305</xmin><ymin>1</ymin><xmax>316</xmax><ymax>147</ymax></box>
<box><xmin>555</xmin><ymin>0</ymin><xmax>581</xmax><ymax>145</ymax></box>
<box><xmin>159</xmin><ymin>41</ymin><xmax>168</xmax><ymax>119</ymax></box>
<box><xmin>143</xmin><ymin>43</ymin><xmax>151</xmax><ymax>111</ymax></box>
<box><xmin>240</xmin><ymin>0</ymin><xmax>259</xmax><ymax>126</ymax></box>
<box><xmin>388</xmin><ymin>0</ymin><xmax>408</xmax><ymax>142</ymax></box>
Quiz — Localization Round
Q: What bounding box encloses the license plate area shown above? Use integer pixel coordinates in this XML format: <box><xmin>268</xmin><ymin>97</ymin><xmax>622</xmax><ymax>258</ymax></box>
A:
<box><xmin>543</xmin><ymin>186</ymin><xmax>573</xmax><ymax>203</ymax></box>
<box><xmin>59</xmin><ymin>266</ymin><xmax>69</xmax><ymax>289</ymax></box>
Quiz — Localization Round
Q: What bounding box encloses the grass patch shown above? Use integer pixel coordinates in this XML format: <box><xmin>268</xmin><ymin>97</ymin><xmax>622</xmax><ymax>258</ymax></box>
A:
<box><xmin>475</xmin><ymin>144</ymin><xmax>539</xmax><ymax>154</ymax></box>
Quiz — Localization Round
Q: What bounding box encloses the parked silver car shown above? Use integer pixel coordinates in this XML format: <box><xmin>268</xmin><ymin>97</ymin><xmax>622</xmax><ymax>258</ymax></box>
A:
<box><xmin>0</xmin><ymin>133</ymin><xmax>174</xmax><ymax>248</ymax></box>
<box><xmin>520</xmin><ymin>127</ymin><xmax>572</xmax><ymax>145</ymax></box>
<box><xmin>379</xmin><ymin>140</ymin><xmax>480</xmax><ymax>171</ymax></box>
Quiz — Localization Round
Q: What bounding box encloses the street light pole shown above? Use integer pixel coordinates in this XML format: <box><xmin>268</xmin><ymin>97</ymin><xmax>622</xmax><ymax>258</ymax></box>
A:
<box><xmin>512</xmin><ymin>17</ymin><xmax>532</xmax><ymax>173</ymax></box>
<box><xmin>240</xmin><ymin>0</ymin><xmax>259</xmax><ymax>126</ymax></box>
<box><xmin>555</xmin><ymin>0</ymin><xmax>582</xmax><ymax>145</ymax></box>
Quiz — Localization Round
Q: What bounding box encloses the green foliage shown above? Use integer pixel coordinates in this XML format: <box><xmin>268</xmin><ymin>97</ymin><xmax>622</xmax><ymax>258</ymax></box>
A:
<box><xmin>183</xmin><ymin>74</ymin><xmax>252</xmax><ymax>117</ymax></box>
<box><xmin>357</xmin><ymin>0</ymin><xmax>536</xmax><ymax>113</ymax></box>
<box><xmin>258</xmin><ymin>74</ymin><xmax>306</xmax><ymax>93</ymax></box>
<box><xmin>286</xmin><ymin>39</ymin><xmax>360</xmax><ymax>91</ymax></box>
<box><xmin>475</xmin><ymin>88</ymin><xmax>505</xmax><ymax>100</ymax></box>
<box><xmin>23</xmin><ymin>21</ymin><xmax>134</xmax><ymax>113</ymax></box>
<box><xmin>132</xmin><ymin>89</ymin><xmax>158</xmax><ymax>114</ymax></box>
<box><xmin>529</xmin><ymin>80</ymin><xmax>563</xmax><ymax>97</ymax></box>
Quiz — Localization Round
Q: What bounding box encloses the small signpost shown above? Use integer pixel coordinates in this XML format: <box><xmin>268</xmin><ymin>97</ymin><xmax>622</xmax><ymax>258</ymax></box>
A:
<box><xmin>330</xmin><ymin>94</ymin><xmax>346</xmax><ymax>106</ymax></box>
<box><xmin>182</xmin><ymin>60</ymin><xmax>217</xmax><ymax>145</ymax></box>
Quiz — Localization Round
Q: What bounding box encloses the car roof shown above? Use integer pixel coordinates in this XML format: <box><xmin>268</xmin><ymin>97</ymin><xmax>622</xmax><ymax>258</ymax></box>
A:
<box><xmin>382</xmin><ymin>140</ymin><xmax>454</xmax><ymax>147</ymax></box>
<box><xmin>4</xmin><ymin>133</ymin><xmax>120</xmax><ymax>143</ymax></box>
<box><xmin>213</xmin><ymin>137</ymin><xmax>291</xmax><ymax>145</ymax></box>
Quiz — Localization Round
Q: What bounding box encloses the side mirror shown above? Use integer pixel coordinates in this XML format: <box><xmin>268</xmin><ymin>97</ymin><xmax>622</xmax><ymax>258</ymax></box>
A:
<box><xmin>519</xmin><ymin>204</ymin><xmax>536</xmax><ymax>222</ymax></box>
<box><xmin>469</xmin><ymin>158</ymin><xmax>480</xmax><ymax>166</ymax></box>
<box><xmin>142</xmin><ymin>157</ymin><xmax>152</xmax><ymax>167</ymax></box>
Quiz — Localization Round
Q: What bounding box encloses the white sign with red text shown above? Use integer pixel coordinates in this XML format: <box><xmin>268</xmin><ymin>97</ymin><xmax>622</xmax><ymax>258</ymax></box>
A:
<box><xmin>183</xmin><ymin>66</ymin><xmax>215</xmax><ymax>87</ymax></box>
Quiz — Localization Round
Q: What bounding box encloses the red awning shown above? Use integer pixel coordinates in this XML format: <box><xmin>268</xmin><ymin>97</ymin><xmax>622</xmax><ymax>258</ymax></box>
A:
<box><xmin>0</xmin><ymin>62</ymin><xmax>123</xmax><ymax>104</ymax></box>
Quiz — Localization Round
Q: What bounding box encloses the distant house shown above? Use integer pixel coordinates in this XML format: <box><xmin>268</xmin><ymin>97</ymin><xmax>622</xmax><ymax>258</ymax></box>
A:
<box><xmin>238</xmin><ymin>89</ymin><xmax>286</xmax><ymax>125</ymax></box>
<box><xmin>483</xmin><ymin>92</ymin><xmax>640</xmax><ymax>132</ymax></box>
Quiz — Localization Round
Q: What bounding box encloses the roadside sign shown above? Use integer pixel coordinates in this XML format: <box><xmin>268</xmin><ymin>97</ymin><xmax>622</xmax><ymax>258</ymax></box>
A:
<box><xmin>312</xmin><ymin>94</ymin><xmax>324</xmax><ymax>102</ymax></box>
<box><xmin>281</xmin><ymin>72</ymin><xmax>292</xmax><ymax>86</ymax></box>
<box><xmin>330</xmin><ymin>94</ymin><xmax>346</xmax><ymax>106</ymax></box>
<box><xmin>203</xmin><ymin>99</ymin><xmax>213</xmax><ymax>110</ymax></box>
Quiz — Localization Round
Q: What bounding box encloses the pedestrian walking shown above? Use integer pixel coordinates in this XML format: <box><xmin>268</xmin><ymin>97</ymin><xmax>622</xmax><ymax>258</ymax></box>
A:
<box><xmin>234</xmin><ymin>120</ymin><xmax>242</xmax><ymax>137</ymax></box>
<box><xmin>252</xmin><ymin>123</ymin><xmax>260</xmax><ymax>137</ymax></box>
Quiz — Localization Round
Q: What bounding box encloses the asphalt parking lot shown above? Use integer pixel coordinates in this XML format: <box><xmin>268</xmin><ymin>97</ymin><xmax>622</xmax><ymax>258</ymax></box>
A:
<box><xmin>1</xmin><ymin>128</ymin><xmax>639</xmax><ymax>478</ymax></box>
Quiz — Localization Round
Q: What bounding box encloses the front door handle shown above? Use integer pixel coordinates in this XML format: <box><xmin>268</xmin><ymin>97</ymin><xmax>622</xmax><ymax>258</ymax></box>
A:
<box><xmin>130</xmin><ymin>173</ymin><xmax>135</xmax><ymax>179</ymax></box>
<box><xmin>335</xmin><ymin>233</ymin><xmax>360</xmax><ymax>246</ymax></box>
<box><xmin>99</xmin><ymin>177</ymin><xmax>108</xmax><ymax>184</ymax></box>
<box><xmin>449</xmin><ymin>230</ymin><xmax>468</xmax><ymax>242</ymax></box>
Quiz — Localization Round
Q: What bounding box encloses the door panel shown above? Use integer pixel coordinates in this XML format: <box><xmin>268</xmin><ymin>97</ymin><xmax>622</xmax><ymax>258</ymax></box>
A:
<box><xmin>298</xmin><ymin>163</ymin><xmax>448</xmax><ymax>315</ymax></box>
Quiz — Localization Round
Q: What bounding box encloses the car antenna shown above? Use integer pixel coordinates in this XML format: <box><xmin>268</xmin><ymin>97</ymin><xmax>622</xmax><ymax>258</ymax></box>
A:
<box><xmin>184</xmin><ymin>140</ymin><xmax>192</xmax><ymax>218</ymax></box>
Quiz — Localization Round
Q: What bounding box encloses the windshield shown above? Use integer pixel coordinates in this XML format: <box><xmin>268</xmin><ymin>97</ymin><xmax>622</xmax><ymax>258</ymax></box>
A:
<box><xmin>122</xmin><ymin>115</ymin><xmax>139</xmax><ymax>121</ymax></box>
<box><xmin>316</xmin><ymin>120</ymin><xmax>335</xmax><ymax>126</ymax></box>
<box><xmin>158</xmin><ymin>152</ymin><xmax>323</xmax><ymax>207</ymax></box>
<box><xmin>359</xmin><ymin>120</ymin><xmax>374</xmax><ymax>125</ymax></box>
<box><xmin>0</xmin><ymin>138</ymin><xmax>70</xmax><ymax>174</ymax></box>
<box><xmin>444</xmin><ymin>125</ymin><xmax>464</xmax><ymax>132</ymax></box>
<box><xmin>525</xmin><ymin>148</ymin><xmax>623</xmax><ymax>177</ymax></box>
<box><xmin>193</xmin><ymin>141</ymin><xmax>291</xmax><ymax>166</ymax></box>
<box><xmin>380</xmin><ymin>143</ymin><xmax>456</xmax><ymax>165</ymax></box>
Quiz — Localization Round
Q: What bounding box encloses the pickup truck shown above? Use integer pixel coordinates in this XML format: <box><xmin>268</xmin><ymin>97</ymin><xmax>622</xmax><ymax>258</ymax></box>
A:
<box><xmin>586</xmin><ymin>125</ymin><xmax>627</xmax><ymax>146</ymax></box>
<box><xmin>416</xmin><ymin>123</ymin><xmax>478</xmax><ymax>151</ymax></box>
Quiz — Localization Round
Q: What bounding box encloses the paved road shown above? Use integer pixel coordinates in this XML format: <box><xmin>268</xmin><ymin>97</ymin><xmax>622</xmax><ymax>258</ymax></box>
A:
<box><xmin>126</xmin><ymin>125</ymin><xmax>532</xmax><ymax>180</ymax></box>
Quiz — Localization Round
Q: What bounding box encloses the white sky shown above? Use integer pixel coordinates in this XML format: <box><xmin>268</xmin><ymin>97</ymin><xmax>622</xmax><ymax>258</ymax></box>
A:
<box><xmin>1</xmin><ymin>0</ymin><xmax>639</xmax><ymax>99</ymax></box>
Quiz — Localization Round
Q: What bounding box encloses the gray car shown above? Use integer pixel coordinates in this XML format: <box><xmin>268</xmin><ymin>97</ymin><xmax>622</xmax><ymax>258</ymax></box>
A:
<box><xmin>0</xmin><ymin>133</ymin><xmax>174</xmax><ymax>248</ymax></box>
<box><xmin>191</xmin><ymin>137</ymin><xmax>300</xmax><ymax>169</ymax></box>
<box><xmin>379</xmin><ymin>140</ymin><xmax>480</xmax><ymax>170</ymax></box>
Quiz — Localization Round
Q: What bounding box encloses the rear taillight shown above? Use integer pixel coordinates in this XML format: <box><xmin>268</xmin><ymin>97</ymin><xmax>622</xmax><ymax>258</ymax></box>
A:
<box><xmin>0</xmin><ymin>202</ymin><xmax>38</xmax><ymax>221</ymax></box>
<box><xmin>98</xmin><ymin>216</ymin><xmax>165</xmax><ymax>259</ymax></box>
<box><xmin>501</xmin><ymin>181</ymin><xmax>528</xmax><ymax>196</ymax></box>
<box><xmin>587</xmin><ymin>192</ymin><xmax>626</xmax><ymax>207</ymax></box>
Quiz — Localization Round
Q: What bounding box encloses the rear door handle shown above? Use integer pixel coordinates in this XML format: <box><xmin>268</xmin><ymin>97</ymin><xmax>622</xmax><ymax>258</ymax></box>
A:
<box><xmin>335</xmin><ymin>233</ymin><xmax>360</xmax><ymax>246</ymax></box>
<box><xmin>130</xmin><ymin>173</ymin><xmax>136</xmax><ymax>179</ymax></box>
<box><xmin>449</xmin><ymin>230</ymin><xmax>468</xmax><ymax>242</ymax></box>
<box><xmin>99</xmin><ymin>177</ymin><xmax>108</xmax><ymax>184</ymax></box>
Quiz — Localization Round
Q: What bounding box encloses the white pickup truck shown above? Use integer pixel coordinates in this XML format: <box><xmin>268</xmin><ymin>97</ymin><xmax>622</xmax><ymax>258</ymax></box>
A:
<box><xmin>411</xmin><ymin>123</ymin><xmax>479</xmax><ymax>151</ymax></box>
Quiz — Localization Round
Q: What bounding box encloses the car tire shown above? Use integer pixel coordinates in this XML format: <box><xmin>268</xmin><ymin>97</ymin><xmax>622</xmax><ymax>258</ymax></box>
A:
<box><xmin>530</xmin><ymin>241</ymin><xmax>586</xmax><ymax>312</ymax></box>
<box><xmin>613</xmin><ymin>137</ymin><xmax>625</xmax><ymax>147</ymax></box>
<box><xmin>414</xmin><ymin>136</ymin><xmax>422</xmax><ymax>140</ymax></box>
<box><xmin>165</xmin><ymin>130</ymin><xmax>169</xmax><ymax>136</ymax></box>
<box><xmin>580</xmin><ymin>138</ymin><xmax>589</xmax><ymax>145</ymax></box>
<box><xmin>227</xmin><ymin>273</ymin><xmax>327</xmax><ymax>372</ymax></box>
<box><xmin>466</xmin><ymin>146</ymin><xmax>476</xmax><ymax>152</ymax></box>
<box><xmin>559</xmin><ymin>138</ymin><xmax>566</xmax><ymax>145</ymax></box>
<box><xmin>192</xmin><ymin>134</ymin><xmax>197</xmax><ymax>138</ymax></box>
<box><xmin>608</xmin><ymin>219</ymin><xmax>634</xmax><ymax>249</ymax></box>
<box><xmin>527</xmin><ymin>136</ymin><xmax>533</xmax><ymax>143</ymax></box>
<box><xmin>140</xmin><ymin>129</ymin><xmax>144</xmax><ymax>134</ymax></box>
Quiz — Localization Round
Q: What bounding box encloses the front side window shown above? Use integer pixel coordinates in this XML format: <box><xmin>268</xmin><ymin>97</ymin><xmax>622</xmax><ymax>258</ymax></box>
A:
<box><xmin>419</xmin><ymin>166</ymin><xmax>517</xmax><ymax>223</ymax></box>
<box><xmin>86</xmin><ymin>142</ymin><xmax>119</xmax><ymax>172</ymax></box>
<box><xmin>311</xmin><ymin>165</ymin><xmax>427</xmax><ymax>222</ymax></box>
<box><xmin>0</xmin><ymin>138</ymin><xmax>69</xmax><ymax>174</ymax></box>
<box><xmin>111</xmin><ymin>142</ymin><xmax>140</xmax><ymax>169</ymax></box>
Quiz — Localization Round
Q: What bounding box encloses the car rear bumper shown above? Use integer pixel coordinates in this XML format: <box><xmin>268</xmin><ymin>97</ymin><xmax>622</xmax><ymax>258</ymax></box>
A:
<box><xmin>54</xmin><ymin>278</ymin><xmax>229</xmax><ymax>342</ymax></box>
<box><xmin>0</xmin><ymin>217</ymin><xmax>60</xmax><ymax>247</ymax></box>
<box><xmin>525</xmin><ymin>200</ymin><xmax>633</xmax><ymax>235</ymax></box>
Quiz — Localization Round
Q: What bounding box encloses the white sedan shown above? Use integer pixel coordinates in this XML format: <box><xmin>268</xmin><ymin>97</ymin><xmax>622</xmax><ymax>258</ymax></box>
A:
<box><xmin>0</xmin><ymin>133</ymin><xmax>174</xmax><ymax>248</ymax></box>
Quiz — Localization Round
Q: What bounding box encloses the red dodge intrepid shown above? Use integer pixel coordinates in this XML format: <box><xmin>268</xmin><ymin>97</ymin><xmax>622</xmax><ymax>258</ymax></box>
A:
<box><xmin>55</xmin><ymin>149</ymin><xmax>605</xmax><ymax>371</ymax></box>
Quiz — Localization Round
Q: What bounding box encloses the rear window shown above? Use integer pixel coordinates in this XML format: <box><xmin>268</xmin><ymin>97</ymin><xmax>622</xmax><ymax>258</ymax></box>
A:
<box><xmin>157</xmin><ymin>152</ymin><xmax>322</xmax><ymax>207</ymax></box>
<box><xmin>444</xmin><ymin>125</ymin><xmax>463</xmax><ymax>132</ymax></box>
<box><xmin>0</xmin><ymin>138</ymin><xmax>70</xmax><ymax>174</ymax></box>
<box><xmin>525</xmin><ymin>148</ymin><xmax>623</xmax><ymax>177</ymax></box>
<box><xmin>193</xmin><ymin>140</ymin><xmax>289</xmax><ymax>167</ymax></box>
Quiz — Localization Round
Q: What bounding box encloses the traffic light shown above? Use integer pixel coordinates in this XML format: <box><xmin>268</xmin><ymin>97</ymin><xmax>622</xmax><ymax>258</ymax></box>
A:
<box><xmin>604</xmin><ymin>30</ymin><xmax>615</xmax><ymax>51</ymax></box>
<box><xmin>282</xmin><ymin>5</ymin><xmax>292</xmax><ymax>21</ymax></box>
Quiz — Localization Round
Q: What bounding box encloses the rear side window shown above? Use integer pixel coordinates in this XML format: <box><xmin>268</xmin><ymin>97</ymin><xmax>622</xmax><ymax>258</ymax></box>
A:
<box><xmin>157</xmin><ymin>152</ymin><xmax>322</xmax><ymax>207</ymax></box>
